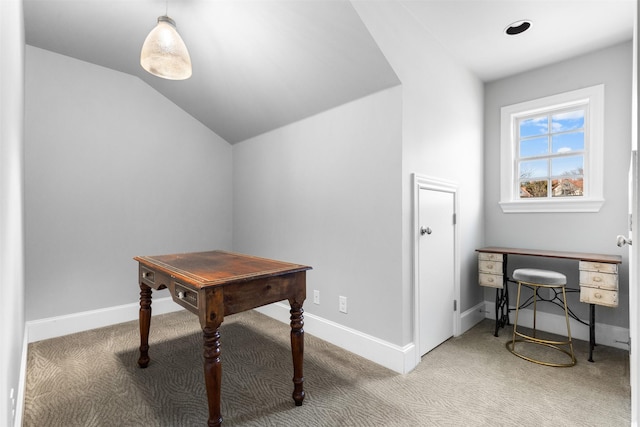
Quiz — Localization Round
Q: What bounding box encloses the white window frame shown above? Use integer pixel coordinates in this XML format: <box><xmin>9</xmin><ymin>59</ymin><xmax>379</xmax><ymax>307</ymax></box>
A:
<box><xmin>499</xmin><ymin>84</ymin><xmax>605</xmax><ymax>213</ymax></box>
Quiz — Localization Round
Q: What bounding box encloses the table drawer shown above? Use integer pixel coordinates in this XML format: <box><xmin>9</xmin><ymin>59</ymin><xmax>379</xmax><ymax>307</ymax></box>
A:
<box><xmin>579</xmin><ymin>261</ymin><xmax>618</xmax><ymax>274</ymax></box>
<box><xmin>479</xmin><ymin>272</ymin><xmax>503</xmax><ymax>289</ymax></box>
<box><xmin>478</xmin><ymin>259</ymin><xmax>502</xmax><ymax>275</ymax></box>
<box><xmin>579</xmin><ymin>271</ymin><xmax>618</xmax><ymax>290</ymax></box>
<box><xmin>172</xmin><ymin>281</ymin><xmax>199</xmax><ymax>311</ymax></box>
<box><xmin>580</xmin><ymin>286</ymin><xmax>618</xmax><ymax>307</ymax></box>
<box><xmin>139</xmin><ymin>266</ymin><xmax>171</xmax><ymax>290</ymax></box>
<box><xmin>478</xmin><ymin>252</ymin><xmax>503</xmax><ymax>262</ymax></box>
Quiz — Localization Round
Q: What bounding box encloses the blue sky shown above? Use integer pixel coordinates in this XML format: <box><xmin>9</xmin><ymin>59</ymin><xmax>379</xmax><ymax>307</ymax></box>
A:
<box><xmin>519</xmin><ymin>109</ymin><xmax>585</xmax><ymax>178</ymax></box>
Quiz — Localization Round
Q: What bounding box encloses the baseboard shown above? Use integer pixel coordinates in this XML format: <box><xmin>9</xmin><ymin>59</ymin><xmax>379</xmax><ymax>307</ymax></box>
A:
<box><xmin>25</xmin><ymin>297</ymin><xmax>184</xmax><ymax>343</ymax></box>
<box><xmin>256</xmin><ymin>301</ymin><xmax>488</xmax><ymax>375</ymax></box>
<box><xmin>460</xmin><ymin>301</ymin><xmax>486</xmax><ymax>334</ymax></box>
<box><xmin>255</xmin><ymin>303</ymin><xmax>417</xmax><ymax>374</ymax></box>
<box><xmin>483</xmin><ymin>301</ymin><xmax>630</xmax><ymax>350</ymax></box>
<box><xmin>14</xmin><ymin>327</ymin><xmax>28</xmax><ymax>427</ymax></box>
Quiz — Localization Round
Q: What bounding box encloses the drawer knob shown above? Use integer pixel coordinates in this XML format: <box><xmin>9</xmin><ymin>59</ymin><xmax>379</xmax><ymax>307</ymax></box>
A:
<box><xmin>594</xmin><ymin>292</ymin><xmax>602</xmax><ymax>299</ymax></box>
<box><xmin>593</xmin><ymin>276</ymin><xmax>602</xmax><ymax>282</ymax></box>
<box><xmin>488</xmin><ymin>277</ymin><xmax>494</xmax><ymax>283</ymax></box>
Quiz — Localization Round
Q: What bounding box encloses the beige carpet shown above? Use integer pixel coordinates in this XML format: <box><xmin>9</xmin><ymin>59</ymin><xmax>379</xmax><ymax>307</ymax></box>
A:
<box><xmin>24</xmin><ymin>310</ymin><xmax>630</xmax><ymax>426</ymax></box>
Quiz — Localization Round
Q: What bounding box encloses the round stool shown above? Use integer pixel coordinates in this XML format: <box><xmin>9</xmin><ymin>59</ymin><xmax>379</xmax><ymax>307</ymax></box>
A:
<box><xmin>506</xmin><ymin>268</ymin><xmax>576</xmax><ymax>367</ymax></box>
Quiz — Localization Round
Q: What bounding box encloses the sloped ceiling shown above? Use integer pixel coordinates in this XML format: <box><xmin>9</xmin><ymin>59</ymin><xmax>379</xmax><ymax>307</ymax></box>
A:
<box><xmin>23</xmin><ymin>0</ymin><xmax>635</xmax><ymax>144</ymax></box>
<box><xmin>24</xmin><ymin>0</ymin><xmax>401</xmax><ymax>143</ymax></box>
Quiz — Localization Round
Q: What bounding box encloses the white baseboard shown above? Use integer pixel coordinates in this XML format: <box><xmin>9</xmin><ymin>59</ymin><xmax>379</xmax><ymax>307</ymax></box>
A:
<box><xmin>22</xmin><ymin>297</ymin><xmax>489</xmax><ymax>380</ymax></box>
<box><xmin>25</xmin><ymin>297</ymin><xmax>183</xmax><ymax>343</ymax></box>
<box><xmin>256</xmin><ymin>301</ymin><xmax>486</xmax><ymax>375</ymax></box>
<box><xmin>460</xmin><ymin>301</ymin><xmax>486</xmax><ymax>334</ymax></box>
<box><xmin>14</xmin><ymin>327</ymin><xmax>28</xmax><ymax>427</ymax></box>
<box><xmin>256</xmin><ymin>302</ymin><xmax>416</xmax><ymax>374</ymax></box>
<box><xmin>483</xmin><ymin>301</ymin><xmax>630</xmax><ymax>350</ymax></box>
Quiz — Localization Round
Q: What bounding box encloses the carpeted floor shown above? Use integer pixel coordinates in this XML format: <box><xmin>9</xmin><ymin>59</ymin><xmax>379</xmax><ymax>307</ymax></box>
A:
<box><xmin>23</xmin><ymin>309</ymin><xmax>630</xmax><ymax>426</ymax></box>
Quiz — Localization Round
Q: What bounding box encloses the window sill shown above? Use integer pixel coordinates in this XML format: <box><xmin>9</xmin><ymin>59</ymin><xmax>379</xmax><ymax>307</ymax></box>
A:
<box><xmin>499</xmin><ymin>198</ymin><xmax>604</xmax><ymax>213</ymax></box>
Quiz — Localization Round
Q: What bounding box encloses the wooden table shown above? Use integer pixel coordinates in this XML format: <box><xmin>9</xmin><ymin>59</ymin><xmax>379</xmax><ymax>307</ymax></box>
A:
<box><xmin>134</xmin><ymin>250</ymin><xmax>312</xmax><ymax>426</ymax></box>
<box><xmin>476</xmin><ymin>247</ymin><xmax>622</xmax><ymax>362</ymax></box>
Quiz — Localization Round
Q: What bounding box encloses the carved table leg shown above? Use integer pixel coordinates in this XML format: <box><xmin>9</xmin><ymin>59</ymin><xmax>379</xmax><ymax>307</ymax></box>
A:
<box><xmin>203</xmin><ymin>326</ymin><xmax>223</xmax><ymax>427</ymax></box>
<box><xmin>138</xmin><ymin>283</ymin><xmax>152</xmax><ymax>368</ymax></box>
<box><xmin>289</xmin><ymin>301</ymin><xmax>305</xmax><ymax>406</ymax></box>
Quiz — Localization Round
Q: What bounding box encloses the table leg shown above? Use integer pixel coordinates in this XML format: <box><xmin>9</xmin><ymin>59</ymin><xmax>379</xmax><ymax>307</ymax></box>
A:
<box><xmin>138</xmin><ymin>283</ymin><xmax>152</xmax><ymax>368</ymax></box>
<box><xmin>203</xmin><ymin>326</ymin><xmax>223</xmax><ymax>427</ymax></box>
<box><xmin>589</xmin><ymin>303</ymin><xmax>596</xmax><ymax>363</ymax></box>
<box><xmin>289</xmin><ymin>301</ymin><xmax>305</xmax><ymax>406</ymax></box>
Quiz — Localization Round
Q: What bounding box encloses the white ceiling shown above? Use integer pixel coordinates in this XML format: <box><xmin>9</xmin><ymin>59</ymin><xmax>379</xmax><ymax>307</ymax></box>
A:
<box><xmin>23</xmin><ymin>0</ymin><xmax>635</xmax><ymax>144</ymax></box>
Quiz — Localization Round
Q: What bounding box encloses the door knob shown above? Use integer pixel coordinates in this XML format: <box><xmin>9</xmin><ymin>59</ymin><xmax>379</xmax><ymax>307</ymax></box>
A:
<box><xmin>420</xmin><ymin>226</ymin><xmax>432</xmax><ymax>236</ymax></box>
<box><xmin>616</xmin><ymin>235</ymin><xmax>632</xmax><ymax>247</ymax></box>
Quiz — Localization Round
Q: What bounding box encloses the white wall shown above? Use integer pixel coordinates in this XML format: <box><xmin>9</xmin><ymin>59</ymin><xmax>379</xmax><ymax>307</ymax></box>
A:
<box><xmin>484</xmin><ymin>42</ymin><xmax>633</xmax><ymax>328</ymax></box>
<box><xmin>0</xmin><ymin>1</ymin><xmax>25</xmax><ymax>425</ymax></box>
<box><xmin>24</xmin><ymin>46</ymin><xmax>233</xmax><ymax>320</ymax></box>
<box><xmin>233</xmin><ymin>87</ymin><xmax>404</xmax><ymax>344</ymax></box>
<box><xmin>352</xmin><ymin>2</ymin><xmax>485</xmax><ymax>344</ymax></box>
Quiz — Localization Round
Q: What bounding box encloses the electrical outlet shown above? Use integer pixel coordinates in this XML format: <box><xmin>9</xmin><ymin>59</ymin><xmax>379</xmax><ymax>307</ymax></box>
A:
<box><xmin>339</xmin><ymin>296</ymin><xmax>347</xmax><ymax>313</ymax></box>
<box><xmin>313</xmin><ymin>290</ymin><xmax>320</xmax><ymax>305</ymax></box>
<box><xmin>10</xmin><ymin>387</ymin><xmax>15</xmax><ymax>419</ymax></box>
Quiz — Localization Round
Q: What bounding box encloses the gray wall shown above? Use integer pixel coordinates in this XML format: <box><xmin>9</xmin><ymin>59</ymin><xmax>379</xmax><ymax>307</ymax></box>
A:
<box><xmin>484</xmin><ymin>41</ymin><xmax>633</xmax><ymax>328</ymax></box>
<box><xmin>233</xmin><ymin>87</ymin><xmax>404</xmax><ymax>344</ymax></box>
<box><xmin>24</xmin><ymin>46</ymin><xmax>233</xmax><ymax>320</ymax></box>
<box><xmin>0</xmin><ymin>1</ymin><xmax>25</xmax><ymax>425</ymax></box>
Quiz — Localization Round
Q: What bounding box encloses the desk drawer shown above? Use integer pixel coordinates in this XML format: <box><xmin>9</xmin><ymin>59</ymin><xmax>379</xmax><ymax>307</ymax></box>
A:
<box><xmin>139</xmin><ymin>267</ymin><xmax>170</xmax><ymax>290</ymax></box>
<box><xmin>479</xmin><ymin>260</ymin><xmax>502</xmax><ymax>275</ymax></box>
<box><xmin>172</xmin><ymin>281</ymin><xmax>199</xmax><ymax>311</ymax></box>
<box><xmin>479</xmin><ymin>272</ymin><xmax>503</xmax><ymax>289</ymax></box>
<box><xmin>579</xmin><ymin>261</ymin><xmax>618</xmax><ymax>274</ymax></box>
<box><xmin>478</xmin><ymin>252</ymin><xmax>503</xmax><ymax>262</ymax></box>
<box><xmin>580</xmin><ymin>286</ymin><xmax>618</xmax><ymax>307</ymax></box>
<box><xmin>579</xmin><ymin>271</ymin><xmax>618</xmax><ymax>290</ymax></box>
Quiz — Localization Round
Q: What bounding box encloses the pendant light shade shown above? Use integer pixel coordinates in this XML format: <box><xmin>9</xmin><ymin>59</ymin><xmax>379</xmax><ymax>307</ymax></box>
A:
<box><xmin>140</xmin><ymin>15</ymin><xmax>192</xmax><ymax>80</ymax></box>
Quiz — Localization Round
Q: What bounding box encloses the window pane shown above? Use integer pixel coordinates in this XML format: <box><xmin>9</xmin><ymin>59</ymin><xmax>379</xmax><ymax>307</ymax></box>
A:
<box><xmin>520</xmin><ymin>180</ymin><xmax>548</xmax><ymax>198</ymax></box>
<box><xmin>552</xmin><ymin>178</ymin><xmax>583</xmax><ymax>197</ymax></box>
<box><xmin>551</xmin><ymin>110</ymin><xmax>584</xmax><ymax>133</ymax></box>
<box><xmin>519</xmin><ymin>159</ymin><xmax>548</xmax><ymax>179</ymax></box>
<box><xmin>552</xmin><ymin>131</ymin><xmax>584</xmax><ymax>153</ymax></box>
<box><xmin>520</xmin><ymin>116</ymin><xmax>548</xmax><ymax>138</ymax></box>
<box><xmin>551</xmin><ymin>155</ymin><xmax>583</xmax><ymax>176</ymax></box>
<box><xmin>520</xmin><ymin>136</ymin><xmax>548</xmax><ymax>158</ymax></box>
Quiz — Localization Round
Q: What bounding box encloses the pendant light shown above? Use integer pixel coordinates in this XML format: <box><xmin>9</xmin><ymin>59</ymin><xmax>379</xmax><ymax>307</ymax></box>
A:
<box><xmin>140</xmin><ymin>15</ymin><xmax>192</xmax><ymax>80</ymax></box>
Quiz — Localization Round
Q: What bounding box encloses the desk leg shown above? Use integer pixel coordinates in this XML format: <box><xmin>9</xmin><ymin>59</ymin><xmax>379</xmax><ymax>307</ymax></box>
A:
<box><xmin>289</xmin><ymin>301</ymin><xmax>305</xmax><ymax>406</ymax></box>
<box><xmin>589</xmin><ymin>304</ymin><xmax>596</xmax><ymax>363</ymax></box>
<box><xmin>203</xmin><ymin>326</ymin><xmax>223</xmax><ymax>427</ymax></box>
<box><xmin>137</xmin><ymin>283</ymin><xmax>152</xmax><ymax>368</ymax></box>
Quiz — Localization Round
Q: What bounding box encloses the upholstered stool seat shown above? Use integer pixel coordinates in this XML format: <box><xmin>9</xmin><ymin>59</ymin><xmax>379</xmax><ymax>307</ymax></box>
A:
<box><xmin>506</xmin><ymin>268</ymin><xmax>576</xmax><ymax>367</ymax></box>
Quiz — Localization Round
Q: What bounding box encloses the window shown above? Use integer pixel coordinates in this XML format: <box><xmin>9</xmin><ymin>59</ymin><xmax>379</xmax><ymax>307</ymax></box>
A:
<box><xmin>499</xmin><ymin>85</ymin><xmax>604</xmax><ymax>213</ymax></box>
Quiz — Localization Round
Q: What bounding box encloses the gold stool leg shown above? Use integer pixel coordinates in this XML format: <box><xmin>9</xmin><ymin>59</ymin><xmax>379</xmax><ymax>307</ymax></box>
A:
<box><xmin>509</xmin><ymin>282</ymin><xmax>523</xmax><ymax>352</ymax></box>
<box><xmin>532</xmin><ymin>285</ymin><xmax>538</xmax><ymax>338</ymax></box>
<box><xmin>561</xmin><ymin>287</ymin><xmax>576</xmax><ymax>365</ymax></box>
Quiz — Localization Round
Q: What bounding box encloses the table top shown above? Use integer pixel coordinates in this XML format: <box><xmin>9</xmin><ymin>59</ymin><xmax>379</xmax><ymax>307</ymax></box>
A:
<box><xmin>134</xmin><ymin>250</ymin><xmax>312</xmax><ymax>289</ymax></box>
<box><xmin>477</xmin><ymin>246</ymin><xmax>622</xmax><ymax>264</ymax></box>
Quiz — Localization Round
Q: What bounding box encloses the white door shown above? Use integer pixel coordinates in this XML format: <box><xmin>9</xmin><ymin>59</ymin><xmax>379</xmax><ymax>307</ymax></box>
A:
<box><xmin>628</xmin><ymin>151</ymin><xmax>638</xmax><ymax>425</ymax></box>
<box><xmin>418</xmin><ymin>187</ymin><xmax>455</xmax><ymax>355</ymax></box>
<box><xmin>629</xmin><ymin>8</ymin><xmax>638</xmax><ymax>424</ymax></box>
